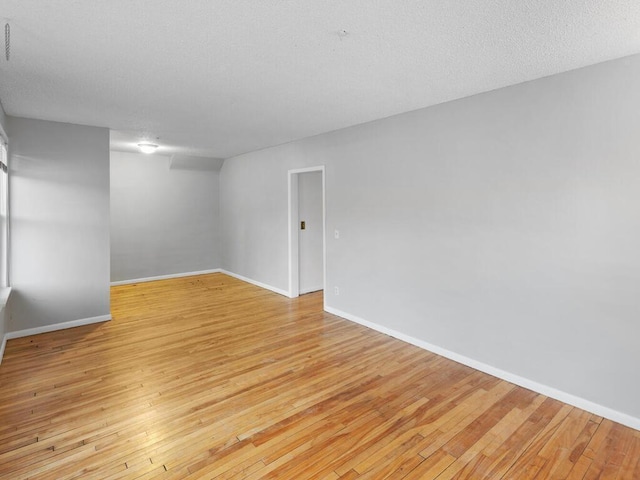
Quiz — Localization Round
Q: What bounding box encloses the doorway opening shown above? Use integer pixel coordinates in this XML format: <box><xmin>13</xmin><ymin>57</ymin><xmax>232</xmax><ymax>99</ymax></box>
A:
<box><xmin>288</xmin><ymin>166</ymin><xmax>325</xmax><ymax>299</ymax></box>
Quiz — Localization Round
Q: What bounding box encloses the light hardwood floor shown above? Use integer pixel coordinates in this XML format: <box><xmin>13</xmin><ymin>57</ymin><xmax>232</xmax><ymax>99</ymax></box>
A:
<box><xmin>0</xmin><ymin>273</ymin><xmax>638</xmax><ymax>479</ymax></box>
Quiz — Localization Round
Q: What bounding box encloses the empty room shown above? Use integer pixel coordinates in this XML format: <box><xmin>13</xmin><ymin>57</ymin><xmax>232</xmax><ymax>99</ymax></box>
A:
<box><xmin>1</xmin><ymin>1</ymin><xmax>639</xmax><ymax>479</ymax></box>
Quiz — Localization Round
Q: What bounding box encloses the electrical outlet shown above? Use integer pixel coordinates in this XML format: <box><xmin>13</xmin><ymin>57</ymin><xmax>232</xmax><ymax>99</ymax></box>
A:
<box><xmin>334</xmin><ymin>286</ymin><xmax>340</xmax><ymax>296</ymax></box>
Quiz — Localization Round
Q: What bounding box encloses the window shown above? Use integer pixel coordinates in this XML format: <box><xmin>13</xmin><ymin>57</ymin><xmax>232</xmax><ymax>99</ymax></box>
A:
<box><xmin>0</xmin><ymin>141</ymin><xmax>8</xmax><ymax>287</ymax></box>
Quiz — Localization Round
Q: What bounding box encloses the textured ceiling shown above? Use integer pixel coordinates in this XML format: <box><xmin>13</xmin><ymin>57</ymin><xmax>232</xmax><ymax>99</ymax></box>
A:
<box><xmin>1</xmin><ymin>1</ymin><xmax>640</xmax><ymax>159</ymax></box>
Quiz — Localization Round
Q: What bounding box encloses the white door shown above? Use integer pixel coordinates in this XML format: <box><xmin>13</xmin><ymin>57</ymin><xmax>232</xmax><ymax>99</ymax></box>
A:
<box><xmin>298</xmin><ymin>171</ymin><xmax>323</xmax><ymax>294</ymax></box>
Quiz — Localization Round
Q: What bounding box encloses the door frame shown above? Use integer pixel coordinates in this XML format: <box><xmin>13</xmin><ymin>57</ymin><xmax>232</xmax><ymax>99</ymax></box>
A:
<box><xmin>288</xmin><ymin>166</ymin><xmax>326</xmax><ymax>299</ymax></box>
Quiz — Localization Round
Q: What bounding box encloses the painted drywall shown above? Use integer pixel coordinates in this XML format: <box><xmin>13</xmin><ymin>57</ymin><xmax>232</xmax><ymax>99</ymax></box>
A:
<box><xmin>110</xmin><ymin>151</ymin><xmax>221</xmax><ymax>282</ymax></box>
<box><xmin>0</xmin><ymin>102</ymin><xmax>8</xmax><ymax>357</ymax></box>
<box><xmin>7</xmin><ymin>116</ymin><xmax>110</xmax><ymax>331</ymax></box>
<box><xmin>298</xmin><ymin>171</ymin><xmax>323</xmax><ymax>294</ymax></box>
<box><xmin>221</xmin><ymin>53</ymin><xmax>640</xmax><ymax>422</ymax></box>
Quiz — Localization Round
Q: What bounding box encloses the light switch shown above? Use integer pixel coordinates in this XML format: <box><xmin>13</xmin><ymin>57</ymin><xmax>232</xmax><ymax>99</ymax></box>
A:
<box><xmin>300</xmin><ymin>221</ymin><xmax>306</xmax><ymax>230</ymax></box>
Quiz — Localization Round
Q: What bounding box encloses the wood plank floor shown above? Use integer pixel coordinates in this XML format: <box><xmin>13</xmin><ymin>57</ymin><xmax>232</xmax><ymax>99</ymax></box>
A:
<box><xmin>0</xmin><ymin>273</ymin><xmax>638</xmax><ymax>479</ymax></box>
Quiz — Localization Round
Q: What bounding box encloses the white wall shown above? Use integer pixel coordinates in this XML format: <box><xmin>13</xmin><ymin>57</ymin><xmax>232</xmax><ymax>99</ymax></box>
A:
<box><xmin>7</xmin><ymin>116</ymin><xmax>111</xmax><ymax>331</ymax></box>
<box><xmin>110</xmin><ymin>151</ymin><xmax>221</xmax><ymax>282</ymax></box>
<box><xmin>221</xmin><ymin>54</ymin><xmax>640</xmax><ymax>424</ymax></box>
<box><xmin>221</xmin><ymin>157</ymin><xmax>290</xmax><ymax>287</ymax></box>
<box><xmin>0</xmin><ymin>102</ymin><xmax>7</xmax><ymax>348</ymax></box>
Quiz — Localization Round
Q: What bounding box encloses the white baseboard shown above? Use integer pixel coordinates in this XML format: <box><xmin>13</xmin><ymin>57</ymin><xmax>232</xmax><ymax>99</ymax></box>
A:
<box><xmin>4</xmin><ymin>314</ymin><xmax>112</xmax><ymax>341</ymax></box>
<box><xmin>220</xmin><ymin>270</ymin><xmax>289</xmax><ymax>297</ymax></box>
<box><xmin>111</xmin><ymin>269</ymin><xmax>222</xmax><ymax>286</ymax></box>
<box><xmin>324</xmin><ymin>305</ymin><xmax>640</xmax><ymax>432</ymax></box>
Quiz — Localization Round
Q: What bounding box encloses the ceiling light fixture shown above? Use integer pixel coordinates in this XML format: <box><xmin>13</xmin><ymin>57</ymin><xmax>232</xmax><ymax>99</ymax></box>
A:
<box><xmin>138</xmin><ymin>143</ymin><xmax>158</xmax><ymax>154</ymax></box>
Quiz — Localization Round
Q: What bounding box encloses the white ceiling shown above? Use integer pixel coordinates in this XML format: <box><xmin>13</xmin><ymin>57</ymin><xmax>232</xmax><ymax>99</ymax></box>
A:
<box><xmin>1</xmin><ymin>1</ymin><xmax>640</xmax><ymax>159</ymax></box>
